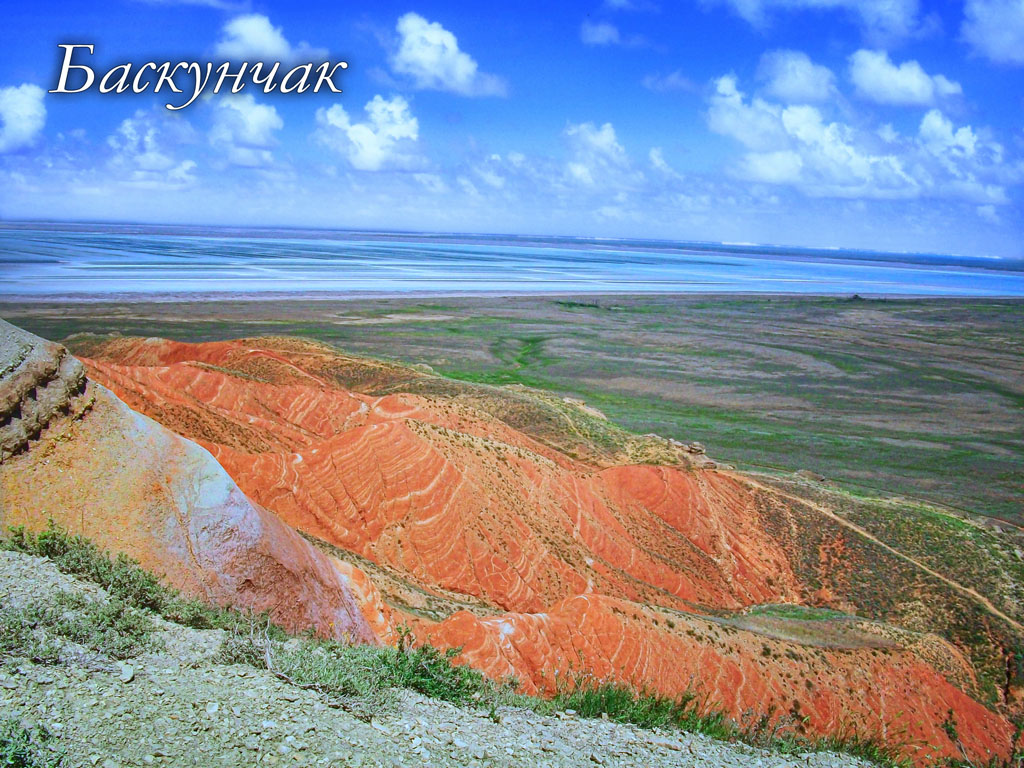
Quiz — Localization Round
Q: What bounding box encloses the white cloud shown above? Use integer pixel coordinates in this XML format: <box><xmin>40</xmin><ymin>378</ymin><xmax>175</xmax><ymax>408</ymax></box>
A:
<box><xmin>131</xmin><ymin>0</ymin><xmax>245</xmax><ymax>9</ymax></box>
<box><xmin>649</xmin><ymin>147</ymin><xmax>683</xmax><ymax>179</ymax></box>
<box><xmin>738</xmin><ymin>150</ymin><xmax>805</xmax><ymax>184</ymax></box>
<box><xmin>977</xmin><ymin>203</ymin><xmax>1000</xmax><ymax>223</ymax></box>
<box><xmin>475</xmin><ymin>156</ymin><xmax>507</xmax><ymax>189</ymax></box>
<box><xmin>314</xmin><ymin>95</ymin><xmax>419</xmax><ymax>171</ymax></box>
<box><xmin>580</xmin><ymin>19</ymin><xmax>648</xmax><ymax>47</ymax></box>
<box><xmin>757</xmin><ymin>50</ymin><xmax>835</xmax><ymax>102</ymax></box>
<box><xmin>603</xmin><ymin>0</ymin><xmax>658</xmax><ymax>9</ymax></box>
<box><xmin>564</xmin><ymin>121</ymin><xmax>644</xmax><ymax>189</ymax></box>
<box><xmin>848</xmin><ymin>50</ymin><xmax>961</xmax><ymax>105</ymax></box>
<box><xmin>213</xmin><ymin>14</ymin><xmax>327</xmax><ymax>63</ymax></box>
<box><xmin>707</xmin><ymin>75</ymin><xmax>789</xmax><ymax>151</ymax></box>
<box><xmin>107</xmin><ymin>109</ymin><xmax>197</xmax><ymax>189</ymax></box>
<box><xmin>918</xmin><ymin>109</ymin><xmax>979</xmax><ymax>158</ymax></box>
<box><xmin>414</xmin><ymin>173</ymin><xmax>448</xmax><ymax>193</ymax></box>
<box><xmin>962</xmin><ymin>0</ymin><xmax>1024</xmax><ymax>65</ymax></box>
<box><xmin>642</xmin><ymin>70</ymin><xmax>697</xmax><ymax>93</ymax></box>
<box><xmin>712</xmin><ymin>0</ymin><xmax>923</xmax><ymax>41</ymax></box>
<box><xmin>389</xmin><ymin>13</ymin><xmax>506</xmax><ymax>97</ymax></box>
<box><xmin>0</xmin><ymin>84</ymin><xmax>45</xmax><ymax>154</ymax></box>
<box><xmin>707</xmin><ymin>74</ymin><xmax>1010</xmax><ymax>205</ymax></box>
<box><xmin>209</xmin><ymin>95</ymin><xmax>283</xmax><ymax>168</ymax></box>
<box><xmin>581</xmin><ymin>21</ymin><xmax>622</xmax><ymax>45</ymax></box>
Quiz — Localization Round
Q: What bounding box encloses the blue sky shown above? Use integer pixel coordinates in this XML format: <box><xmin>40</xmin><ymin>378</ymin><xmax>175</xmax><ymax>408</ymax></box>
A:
<box><xmin>1</xmin><ymin>0</ymin><xmax>1023</xmax><ymax>257</ymax></box>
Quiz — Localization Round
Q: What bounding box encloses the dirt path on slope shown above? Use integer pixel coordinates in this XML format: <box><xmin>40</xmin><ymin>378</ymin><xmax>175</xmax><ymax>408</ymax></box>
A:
<box><xmin>732</xmin><ymin>473</ymin><xmax>1024</xmax><ymax>634</ymax></box>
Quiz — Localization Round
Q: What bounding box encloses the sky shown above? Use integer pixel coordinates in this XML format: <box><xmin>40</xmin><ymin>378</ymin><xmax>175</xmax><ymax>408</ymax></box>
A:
<box><xmin>1</xmin><ymin>0</ymin><xmax>1023</xmax><ymax>257</ymax></box>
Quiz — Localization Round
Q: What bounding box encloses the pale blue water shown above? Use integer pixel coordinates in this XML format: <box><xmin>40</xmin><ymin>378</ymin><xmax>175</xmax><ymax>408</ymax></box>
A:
<box><xmin>2</xmin><ymin>223</ymin><xmax>1023</xmax><ymax>297</ymax></box>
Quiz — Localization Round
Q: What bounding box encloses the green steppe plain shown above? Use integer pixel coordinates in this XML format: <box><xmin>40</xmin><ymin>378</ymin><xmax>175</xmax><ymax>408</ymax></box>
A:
<box><xmin>3</xmin><ymin>294</ymin><xmax>1021</xmax><ymax>524</ymax></box>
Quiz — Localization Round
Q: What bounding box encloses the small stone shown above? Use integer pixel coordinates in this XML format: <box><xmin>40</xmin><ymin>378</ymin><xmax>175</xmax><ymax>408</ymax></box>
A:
<box><xmin>118</xmin><ymin>664</ymin><xmax>134</xmax><ymax>683</ymax></box>
<box><xmin>206</xmin><ymin>702</ymin><xmax>220</xmax><ymax>715</ymax></box>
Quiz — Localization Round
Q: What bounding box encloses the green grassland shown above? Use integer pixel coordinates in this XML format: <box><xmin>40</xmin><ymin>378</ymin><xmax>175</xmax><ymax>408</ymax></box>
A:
<box><xmin>4</xmin><ymin>294</ymin><xmax>1021</xmax><ymax>521</ymax></box>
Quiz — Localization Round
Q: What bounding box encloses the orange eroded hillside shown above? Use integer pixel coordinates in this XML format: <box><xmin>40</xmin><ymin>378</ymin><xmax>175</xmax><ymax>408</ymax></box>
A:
<box><xmin>73</xmin><ymin>334</ymin><xmax>1017</xmax><ymax>763</ymax></box>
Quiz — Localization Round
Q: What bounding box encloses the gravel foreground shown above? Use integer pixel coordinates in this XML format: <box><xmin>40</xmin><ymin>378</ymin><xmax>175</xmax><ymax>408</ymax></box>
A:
<box><xmin>0</xmin><ymin>551</ymin><xmax>872</xmax><ymax>768</ymax></box>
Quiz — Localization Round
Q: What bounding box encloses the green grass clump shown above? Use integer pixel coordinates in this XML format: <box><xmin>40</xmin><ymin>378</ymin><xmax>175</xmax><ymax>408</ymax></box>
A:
<box><xmin>0</xmin><ymin>719</ymin><xmax>62</xmax><ymax>768</ymax></box>
<box><xmin>22</xmin><ymin>593</ymin><xmax>156</xmax><ymax>660</ymax></box>
<box><xmin>549</xmin><ymin>680</ymin><xmax>733</xmax><ymax>738</ymax></box>
<box><xmin>746</xmin><ymin>604</ymin><xmax>852</xmax><ymax>622</ymax></box>
<box><xmin>1</xmin><ymin>592</ymin><xmax>157</xmax><ymax>663</ymax></box>
<box><xmin>0</xmin><ymin>523</ymin><xmax>284</xmax><ymax>640</ymax></box>
<box><xmin>0</xmin><ymin>524</ymin><xmax>930</xmax><ymax>767</ymax></box>
<box><xmin>219</xmin><ymin>624</ymin><xmax>515</xmax><ymax>713</ymax></box>
<box><xmin>0</xmin><ymin>609</ymin><xmax>59</xmax><ymax>665</ymax></box>
<box><xmin>786</xmin><ymin>731</ymin><xmax>913</xmax><ymax>768</ymax></box>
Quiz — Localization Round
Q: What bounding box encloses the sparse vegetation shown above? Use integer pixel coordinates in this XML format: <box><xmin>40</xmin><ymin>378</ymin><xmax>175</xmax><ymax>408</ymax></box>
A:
<box><xmin>1</xmin><ymin>523</ymin><xmax>917</xmax><ymax>767</ymax></box>
<box><xmin>0</xmin><ymin>719</ymin><xmax>62</xmax><ymax>768</ymax></box>
<box><xmin>219</xmin><ymin>622</ymin><xmax>517</xmax><ymax>714</ymax></box>
<box><xmin>1</xmin><ymin>592</ymin><xmax>157</xmax><ymax>661</ymax></box>
<box><xmin>0</xmin><ymin>522</ymin><xmax>285</xmax><ymax>639</ymax></box>
<box><xmin>746</xmin><ymin>604</ymin><xmax>852</xmax><ymax>621</ymax></box>
<box><xmin>548</xmin><ymin>679</ymin><xmax>734</xmax><ymax>738</ymax></box>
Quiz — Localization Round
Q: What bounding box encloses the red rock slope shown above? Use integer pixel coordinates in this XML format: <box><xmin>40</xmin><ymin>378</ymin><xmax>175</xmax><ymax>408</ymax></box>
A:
<box><xmin>73</xmin><ymin>334</ymin><xmax>1016</xmax><ymax>763</ymax></box>
<box><xmin>0</xmin><ymin>320</ymin><xmax>381</xmax><ymax>644</ymax></box>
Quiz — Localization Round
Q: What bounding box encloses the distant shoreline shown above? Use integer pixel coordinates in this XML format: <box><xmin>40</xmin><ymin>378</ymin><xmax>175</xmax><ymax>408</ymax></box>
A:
<box><xmin>4</xmin><ymin>290</ymin><xmax>1024</xmax><ymax>304</ymax></box>
<box><xmin>5</xmin><ymin>224</ymin><xmax>1023</xmax><ymax>298</ymax></box>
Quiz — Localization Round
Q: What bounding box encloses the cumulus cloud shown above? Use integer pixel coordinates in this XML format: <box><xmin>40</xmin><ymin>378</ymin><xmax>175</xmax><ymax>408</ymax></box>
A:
<box><xmin>107</xmin><ymin>109</ymin><xmax>197</xmax><ymax>189</ymax></box>
<box><xmin>213</xmin><ymin>14</ymin><xmax>327</xmax><ymax>63</ymax></box>
<box><xmin>757</xmin><ymin>50</ymin><xmax>835</xmax><ymax>102</ymax></box>
<box><xmin>642</xmin><ymin>70</ymin><xmax>697</xmax><ymax>92</ymax></box>
<box><xmin>706</xmin><ymin>75</ymin><xmax>790</xmax><ymax>151</ymax></box>
<box><xmin>389</xmin><ymin>13</ymin><xmax>506</xmax><ymax>97</ymax></box>
<box><xmin>314</xmin><ymin>95</ymin><xmax>419</xmax><ymax>171</ymax></box>
<box><xmin>848</xmin><ymin>50</ymin><xmax>961</xmax><ymax>105</ymax></box>
<box><xmin>564</xmin><ymin>121</ymin><xmax>644</xmax><ymax>189</ymax></box>
<box><xmin>209</xmin><ymin>95</ymin><xmax>283</xmax><ymax>168</ymax></box>
<box><xmin>0</xmin><ymin>84</ymin><xmax>46</xmax><ymax>153</ymax></box>
<box><xmin>962</xmin><ymin>0</ymin><xmax>1024</xmax><ymax>65</ymax></box>
<box><xmin>711</xmin><ymin>0</ymin><xmax>923</xmax><ymax>41</ymax></box>
<box><xmin>707</xmin><ymin>74</ymin><xmax>1008</xmax><ymax>204</ymax></box>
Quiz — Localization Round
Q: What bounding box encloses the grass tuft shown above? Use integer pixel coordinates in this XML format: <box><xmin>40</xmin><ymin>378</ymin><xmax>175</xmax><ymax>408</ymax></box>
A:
<box><xmin>0</xmin><ymin>524</ymin><xmax>937</xmax><ymax>767</ymax></box>
<box><xmin>0</xmin><ymin>522</ymin><xmax>284</xmax><ymax>639</ymax></box>
<box><xmin>0</xmin><ymin>719</ymin><xmax>62</xmax><ymax>768</ymax></box>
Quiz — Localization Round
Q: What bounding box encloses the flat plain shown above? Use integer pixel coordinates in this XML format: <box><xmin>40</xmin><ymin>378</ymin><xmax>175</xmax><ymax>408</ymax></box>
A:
<box><xmin>3</xmin><ymin>293</ymin><xmax>1021</xmax><ymax>523</ymax></box>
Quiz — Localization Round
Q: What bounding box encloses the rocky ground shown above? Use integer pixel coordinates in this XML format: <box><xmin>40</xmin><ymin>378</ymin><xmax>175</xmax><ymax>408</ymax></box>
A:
<box><xmin>0</xmin><ymin>550</ymin><xmax>871</xmax><ymax>768</ymax></box>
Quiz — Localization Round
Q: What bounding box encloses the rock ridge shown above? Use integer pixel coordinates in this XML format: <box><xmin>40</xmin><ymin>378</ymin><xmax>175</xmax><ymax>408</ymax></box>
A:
<box><xmin>0</xmin><ymin>320</ymin><xmax>86</xmax><ymax>461</ymax></box>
